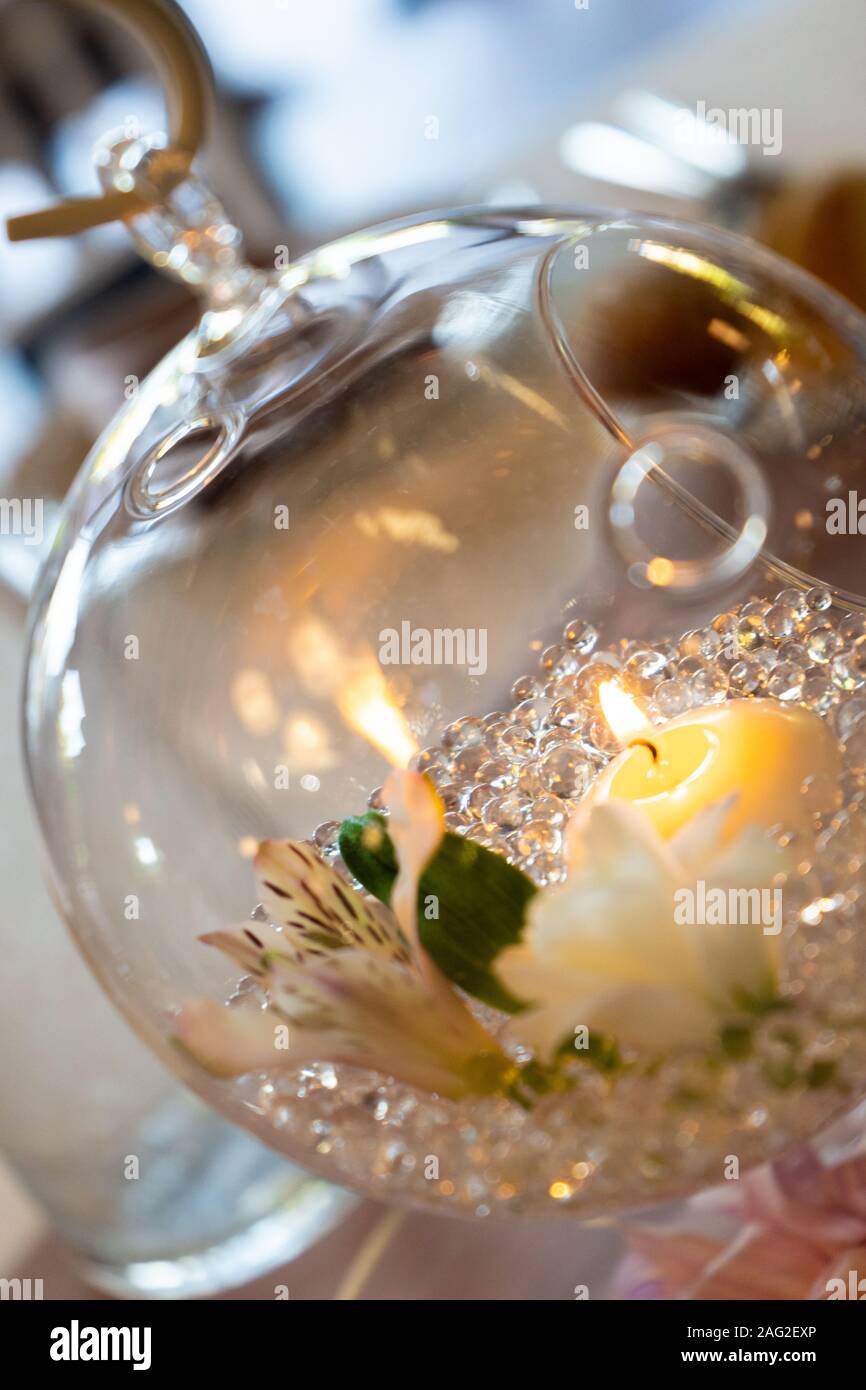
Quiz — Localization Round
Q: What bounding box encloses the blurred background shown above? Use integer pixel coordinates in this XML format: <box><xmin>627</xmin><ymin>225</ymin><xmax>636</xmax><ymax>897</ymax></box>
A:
<box><xmin>2</xmin><ymin>0</ymin><xmax>865</xmax><ymax>1299</ymax></box>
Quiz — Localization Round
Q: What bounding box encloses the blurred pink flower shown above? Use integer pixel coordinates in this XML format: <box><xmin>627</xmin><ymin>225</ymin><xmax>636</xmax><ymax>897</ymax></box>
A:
<box><xmin>614</xmin><ymin>1142</ymin><xmax>866</xmax><ymax>1300</ymax></box>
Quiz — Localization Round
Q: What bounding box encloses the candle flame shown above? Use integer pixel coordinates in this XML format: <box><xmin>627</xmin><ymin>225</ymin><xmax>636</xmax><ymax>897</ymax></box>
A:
<box><xmin>598</xmin><ymin>680</ymin><xmax>652</xmax><ymax>744</ymax></box>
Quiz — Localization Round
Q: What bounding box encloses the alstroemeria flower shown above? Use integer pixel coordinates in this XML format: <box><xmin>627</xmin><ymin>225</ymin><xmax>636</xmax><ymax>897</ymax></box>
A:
<box><xmin>497</xmin><ymin>797</ymin><xmax>791</xmax><ymax>1057</ymax></box>
<box><xmin>175</xmin><ymin>799</ymin><xmax>507</xmax><ymax>1098</ymax></box>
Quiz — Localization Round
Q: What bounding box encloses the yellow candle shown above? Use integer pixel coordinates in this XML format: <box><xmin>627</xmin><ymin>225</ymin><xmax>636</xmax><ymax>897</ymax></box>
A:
<box><xmin>583</xmin><ymin>687</ymin><xmax>843</xmax><ymax>844</ymax></box>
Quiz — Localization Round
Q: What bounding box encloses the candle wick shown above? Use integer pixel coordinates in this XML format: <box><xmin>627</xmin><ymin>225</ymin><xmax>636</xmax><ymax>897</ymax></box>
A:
<box><xmin>631</xmin><ymin>737</ymin><xmax>659</xmax><ymax>763</ymax></box>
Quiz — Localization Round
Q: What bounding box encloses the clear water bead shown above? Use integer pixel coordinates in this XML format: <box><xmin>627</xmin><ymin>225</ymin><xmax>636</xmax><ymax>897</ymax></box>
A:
<box><xmin>775</xmin><ymin>587</ymin><xmax>808</xmax><ymax>619</ymax></box>
<box><xmin>767</xmin><ymin>662</ymin><xmax>805</xmax><ymax>701</ymax></box>
<box><xmin>498</xmin><ymin>723</ymin><xmax>537</xmax><ymax>757</ymax></box>
<box><xmin>475</xmin><ymin>758</ymin><xmax>516</xmax><ymax>790</ymax></box>
<box><xmin>515</xmin><ymin>820</ymin><xmax>562</xmax><ymax>858</ymax></box>
<box><xmin>483</xmin><ymin>718</ymin><xmax>510</xmax><ymax>751</ymax></box>
<box><xmin>805</xmin><ymin>623</ymin><xmax>839</xmax><ymax>664</ymax></box>
<box><xmin>840</xmin><ymin>612</ymin><xmax>866</xmax><ymax>643</ymax></box>
<box><xmin>513</xmin><ymin>697</ymin><xmax>552</xmax><ymax>732</ymax></box>
<box><xmin>831</xmin><ymin>648</ymin><xmax>866</xmax><ymax>692</ymax></box>
<box><xmin>450</xmin><ymin>744</ymin><xmax>489</xmax><ymax>780</ymax></box>
<box><xmin>482</xmin><ymin>710</ymin><xmax>508</xmax><ymax>730</ymax></box>
<box><xmin>549</xmin><ymin>697</ymin><xmax>586</xmax><ymax>732</ymax></box>
<box><xmin>562</xmin><ymin>618</ymin><xmax>599</xmax><ymax>654</ymax></box>
<box><xmin>412</xmin><ymin>746</ymin><xmax>449</xmax><ymax>775</ymax></box>
<box><xmin>533</xmin><ymin>794</ymin><xmax>568</xmax><ymax>826</ymax></box>
<box><xmin>762</xmin><ymin>603</ymin><xmax>796</xmax><ymax>640</ymax></box>
<box><xmin>729</xmin><ymin>658</ymin><xmax>761</xmax><ymax>693</ymax></box>
<box><xmin>541</xmin><ymin>745</ymin><xmax>591</xmax><ymax>798</ymax></box>
<box><xmin>690</xmin><ymin>666</ymin><xmax>729</xmax><ymax>704</ymax></box>
<box><xmin>547</xmin><ymin>645</ymin><xmax>584</xmax><ymax>678</ymax></box>
<box><xmin>511</xmin><ymin>674</ymin><xmax>542</xmax><ymax>702</ymax></box>
<box><xmin>679</xmin><ymin>628</ymin><xmax>721</xmax><ymax>659</ymax></box>
<box><xmin>537</xmin><ymin>729</ymin><xmax>570</xmax><ymax>756</ymax></box>
<box><xmin>585</xmin><ymin>717</ymin><xmax>621</xmax><ymax>755</ymax></box>
<box><xmin>484</xmin><ymin>794</ymin><xmax>530</xmax><ymax>831</ymax></box>
<box><xmin>625</xmin><ymin>648</ymin><xmax>669</xmax><ymax>690</ymax></box>
<box><xmin>801</xmin><ymin>671</ymin><xmax>835</xmax><ymax>714</ymax></box>
<box><xmin>777</xmin><ymin>641</ymin><xmax>808</xmax><ymax>666</ymax></box>
<box><xmin>735</xmin><ymin>614</ymin><xmax>764</xmax><ymax>652</ymax></box>
<box><xmin>442</xmin><ymin>716</ymin><xmax>484</xmax><ymax>752</ymax></box>
<box><xmin>805</xmin><ymin>585</ymin><xmax>833</xmax><ymax>613</ymax></box>
<box><xmin>652</xmin><ymin>678</ymin><xmax>692</xmax><ymax>718</ymax></box>
<box><xmin>516</xmin><ymin>763</ymin><xmax>547</xmax><ymax>799</ymax></box>
<box><xmin>835</xmin><ymin>698</ymin><xmax>866</xmax><ymax>742</ymax></box>
<box><xmin>435</xmin><ymin>783</ymin><xmax>462</xmax><ymax>812</ymax></box>
<box><xmin>462</xmin><ymin>784</ymin><xmax>494</xmax><ymax>820</ymax></box>
<box><xmin>574</xmin><ymin>659</ymin><xmax>621</xmax><ymax>703</ymax></box>
<box><xmin>313</xmin><ymin>820</ymin><xmax>340</xmax><ymax>849</ymax></box>
<box><xmin>524</xmin><ymin>853</ymin><xmax>564</xmax><ymax>887</ymax></box>
<box><xmin>539</xmin><ymin>644</ymin><xmax>572</xmax><ymax>674</ymax></box>
<box><xmin>751</xmin><ymin>648</ymin><xmax>779</xmax><ymax>684</ymax></box>
<box><xmin>712</xmin><ymin>610</ymin><xmax>739</xmax><ymax>639</ymax></box>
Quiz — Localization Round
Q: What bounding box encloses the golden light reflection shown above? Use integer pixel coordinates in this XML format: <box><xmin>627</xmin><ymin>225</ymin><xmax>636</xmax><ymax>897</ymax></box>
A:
<box><xmin>337</xmin><ymin>656</ymin><xmax>419</xmax><ymax>768</ymax></box>
<box><xmin>230</xmin><ymin>668</ymin><xmax>280</xmax><ymax>736</ymax></box>
<box><xmin>645</xmin><ymin>555</ymin><xmax>676</xmax><ymax>587</ymax></box>
<box><xmin>282</xmin><ymin>712</ymin><xmax>335</xmax><ymax>770</ymax></box>
<box><xmin>286</xmin><ymin>618</ymin><xmax>346</xmax><ymax>698</ymax></box>
<box><xmin>353</xmin><ymin>506</ymin><xmax>459</xmax><ymax>554</ymax></box>
<box><xmin>598</xmin><ymin>681</ymin><xmax>652</xmax><ymax>744</ymax></box>
<box><xmin>707</xmin><ymin>317</ymin><xmax>750</xmax><ymax>352</ymax></box>
<box><xmin>635</xmin><ymin>240</ymin><xmax>790</xmax><ymax>343</ymax></box>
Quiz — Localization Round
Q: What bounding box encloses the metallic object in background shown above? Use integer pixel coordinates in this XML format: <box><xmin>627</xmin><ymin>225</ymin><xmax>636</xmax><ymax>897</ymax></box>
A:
<box><xmin>6</xmin><ymin>0</ymin><xmax>210</xmax><ymax>240</ymax></box>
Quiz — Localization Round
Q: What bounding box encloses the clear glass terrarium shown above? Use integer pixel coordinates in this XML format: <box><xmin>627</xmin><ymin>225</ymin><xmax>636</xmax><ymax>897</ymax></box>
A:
<box><xmin>23</xmin><ymin>153</ymin><xmax>866</xmax><ymax>1220</ymax></box>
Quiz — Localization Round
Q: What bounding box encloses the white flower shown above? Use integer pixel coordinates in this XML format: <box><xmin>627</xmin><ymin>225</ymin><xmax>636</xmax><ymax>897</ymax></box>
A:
<box><xmin>175</xmin><ymin>777</ymin><xmax>509</xmax><ymax>1098</ymax></box>
<box><xmin>497</xmin><ymin>797</ymin><xmax>792</xmax><ymax>1057</ymax></box>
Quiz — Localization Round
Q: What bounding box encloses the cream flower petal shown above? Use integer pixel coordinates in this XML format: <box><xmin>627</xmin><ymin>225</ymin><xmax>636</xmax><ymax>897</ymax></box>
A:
<box><xmin>669</xmin><ymin>793</ymin><xmax>740</xmax><ymax>874</ymax></box>
<box><xmin>533</xmin><ymin>803</ymin><xmax>704</xmax><ymax>994</ymax></box>
<box><xmin>500</xmin><ymin>799</ymin><xmax>787</xmax><ymax>1058</ymax></box>
<box><xmin>499</xmin><ymin>942</ymin><xmax>717</xmax><ymax>1053</ymax></box>
<box><xmin>382</xmin><ymin>769</ymin><xmax>444</xmax><ymax>952</ymax></box>
<box><xmin>689</xmin><ymin>829</ymin><xmax>792</xmax><ymax>1007</ymax></box>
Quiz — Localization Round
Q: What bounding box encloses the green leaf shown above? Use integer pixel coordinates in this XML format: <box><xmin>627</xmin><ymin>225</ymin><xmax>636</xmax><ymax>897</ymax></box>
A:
<box><xmin>338</xmin><ymin>812</ymin><xmax>398</xmax><ymax>905</ymax></box>
<box><xmin>557</xmin><ymin>1027</ymin><xmax>622</xmax><ymax>1073</ymax></box>
<box><xmin>339</xmin><ymin>811</ymin><xmax>535</xmax><ymax>1013</ymax></box>
<box><xmin>720</xmin><ymin>1024</ymin><xmax>753</xmax><ymax>1061</ymax></box>
<box><xmin>806</xmin><ymin>1059</ymin><xmax>838</xmax><ymax>1089</ymax></box>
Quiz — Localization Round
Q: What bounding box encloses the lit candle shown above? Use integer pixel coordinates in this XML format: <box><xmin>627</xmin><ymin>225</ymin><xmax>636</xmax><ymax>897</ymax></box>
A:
<box><xmin>582</xmin><ymin>683</ymin><xmax>843</xmax><ymax>844</ymax></box>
